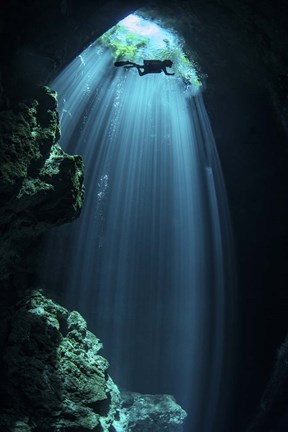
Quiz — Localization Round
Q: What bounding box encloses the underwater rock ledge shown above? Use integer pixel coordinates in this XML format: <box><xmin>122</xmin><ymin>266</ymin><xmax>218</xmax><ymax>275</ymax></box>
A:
<box><xmin>0</xmin><ymin>85</ymin><xmax>84</xmax><ymax>283</ymax></box>
<box><xmin>0</xmin><ymin>289</ymin><xmax>187</xmax><ymax>432</ymax></box>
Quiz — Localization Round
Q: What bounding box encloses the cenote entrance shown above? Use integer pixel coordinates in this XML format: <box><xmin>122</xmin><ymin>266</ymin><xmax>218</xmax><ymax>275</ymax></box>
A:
<box><xmin>43</xmin><ymin>12</ymin><xmax>237</xmax><ymax>431</ymax></box>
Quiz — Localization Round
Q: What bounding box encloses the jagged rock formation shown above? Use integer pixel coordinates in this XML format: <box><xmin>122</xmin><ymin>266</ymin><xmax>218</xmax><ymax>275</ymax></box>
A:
<box><xmin>0</xmin><ymin>289</ymin><xmax>187</xmax><ymax>432</ymax></box>
<box><xmin>0</xmin><ymin>289</ymin><xmax>121</xmax><ymax>432</ymax></box>
<box><xmin>0</xmin><ymin>86</ymin><xmax>84</xmax><ymax>282</ymax></box>
<box><xmin>117</xmin><ymin>391</ymin><xmax>187</xmax><ymax>432</ymax></box>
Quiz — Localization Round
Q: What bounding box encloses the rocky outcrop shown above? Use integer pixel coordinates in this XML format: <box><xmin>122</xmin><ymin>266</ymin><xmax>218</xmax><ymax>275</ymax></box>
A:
<box><xmin>117</xmin><ymin>391</ymin><xmax>187</xmax><ymax>432</ymax></box>
<box><xmin>0</xmin><ymin>86</ymin><xmax>84</xmax><ymax>282</ymax></box>
<box><xmin>0</xmin><ymin>289</ymin><xmax>121</xmax><ymax>432</ymax></box>
<box><xmin>0</xmin><ymin>289</ymin><xmax>188</xmax><ymax>432</ymax></box>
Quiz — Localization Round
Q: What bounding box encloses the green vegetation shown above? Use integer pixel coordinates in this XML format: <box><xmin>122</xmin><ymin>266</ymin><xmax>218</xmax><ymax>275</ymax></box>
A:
<box><xmin>98</xmin><ymin>24</ymin><xmax>149</xmax><ymax>61</ymax></box>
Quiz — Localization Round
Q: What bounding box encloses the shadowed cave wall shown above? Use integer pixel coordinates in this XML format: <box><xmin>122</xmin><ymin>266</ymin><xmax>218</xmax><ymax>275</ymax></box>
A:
<box><xmin>0</xmin><ymin>0</ymin><xmax>288</xmax><ymax>431</ymax></box>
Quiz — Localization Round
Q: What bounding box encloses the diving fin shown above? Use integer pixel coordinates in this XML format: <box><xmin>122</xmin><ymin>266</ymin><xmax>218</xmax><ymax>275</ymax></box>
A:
<box><xmin>114</xmin><ymin>61</ymin><xmax>135</xmax><ymax>67</ymax></box>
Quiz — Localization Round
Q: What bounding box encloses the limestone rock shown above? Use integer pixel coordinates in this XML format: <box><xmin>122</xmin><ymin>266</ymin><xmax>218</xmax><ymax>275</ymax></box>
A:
<box><xmin>0</xmin><ymin>289</ymin><xmax>121</xmax><ymax>432</ymax></box>
<box><xmin>116</xmin><ymin>391</ymin><xmax>188</xmax><ymax>432</ymax></box>
<box><xmin>0</xmin><ymin>86</ymin><xmax>84</xmax><ymax>282</ymax></box>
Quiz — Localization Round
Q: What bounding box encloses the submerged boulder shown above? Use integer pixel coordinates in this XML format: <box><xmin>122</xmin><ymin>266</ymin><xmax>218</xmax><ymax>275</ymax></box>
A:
<box><xmin>0</xmin><ymin>86</ymin><xmax>84</xmax><ymax>282</ymax></box>
<box><xmin>115</xmin><ymin>391</ymin><xmax>187</xmax><ymax>432</ymax></box>
<box><xmin>0</xmin><ymin>289</ymin><xmax>121</xmax><ymax>432</ymax></box>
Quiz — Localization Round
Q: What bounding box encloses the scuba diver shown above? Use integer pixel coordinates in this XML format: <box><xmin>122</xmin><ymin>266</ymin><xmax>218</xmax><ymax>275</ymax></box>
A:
<box><xmin>114</xmin><ymin>59</ymin><xmax>175</xmax><ymax>76</ymax></box>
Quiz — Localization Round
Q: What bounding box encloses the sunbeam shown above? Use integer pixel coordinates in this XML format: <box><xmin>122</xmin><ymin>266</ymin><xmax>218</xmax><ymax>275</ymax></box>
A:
<box><xmin>42</xmin><ymin>14</ymin><xmax>237</xmax><ymax>432</ymax></box>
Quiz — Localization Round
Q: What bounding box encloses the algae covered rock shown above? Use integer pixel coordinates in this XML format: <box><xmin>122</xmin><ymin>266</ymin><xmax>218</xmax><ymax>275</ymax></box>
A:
<box><xmin>0</xmin><ymin>86</ymin><xmax>84</xmax><ymax>281</ymax></box>
<box><xmin>0</xmin><ymin>289</ymin><xmax>121</xmax><ymax>432</ymax></box>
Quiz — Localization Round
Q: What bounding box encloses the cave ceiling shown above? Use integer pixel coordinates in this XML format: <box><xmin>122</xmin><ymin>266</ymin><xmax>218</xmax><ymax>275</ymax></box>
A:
<box><xmin>1</xmin><ymin>0</ymin><xmax>288</xmax><ymax>110</ymax></box>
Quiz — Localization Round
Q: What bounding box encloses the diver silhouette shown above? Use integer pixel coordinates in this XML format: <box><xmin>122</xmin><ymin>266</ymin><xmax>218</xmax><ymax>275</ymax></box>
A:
<box><xmin>114</xmin><ymin>59</ymin><xmax>175</xmax><ymax>76</ymax></box>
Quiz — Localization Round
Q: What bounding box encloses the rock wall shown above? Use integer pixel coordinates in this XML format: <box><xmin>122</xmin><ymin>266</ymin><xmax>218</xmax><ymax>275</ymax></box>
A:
<box><xmin>246</xmin><ymin>334</ymin><xmax>288</xmax><ymax>431</ymax></box>
<box><xmin>0</xmin><ymin>86</ymin><xmax>84</xmax><ymax>284</ymax></box>
<box><xmin>0</xmin><ymin>289</ymin><xmax>121</xmax><ymax>431</ymax></box>
<box><xmin>0</xmin><ymin>289</ymin><xmax>187</xmax><ymax>432</ymax></box>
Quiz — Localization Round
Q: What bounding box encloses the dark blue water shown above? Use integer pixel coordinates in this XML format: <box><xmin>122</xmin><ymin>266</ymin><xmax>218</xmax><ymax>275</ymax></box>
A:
<box><xmin>43</xmin><ymin>44</ymin><xmax>237</xmax><ymax>431</ymax></box>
